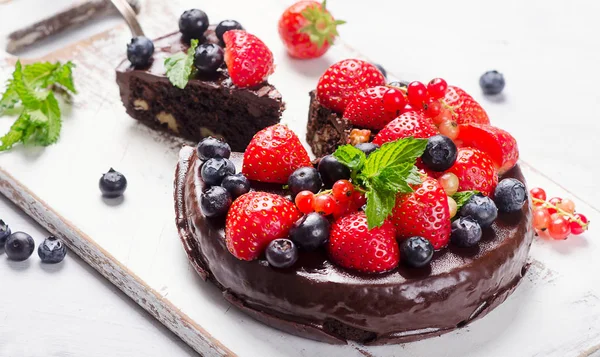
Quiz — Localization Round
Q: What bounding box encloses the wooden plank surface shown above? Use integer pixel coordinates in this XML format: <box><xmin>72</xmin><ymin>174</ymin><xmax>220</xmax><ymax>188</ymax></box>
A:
<box><xmin>1</xmin><ymin>0</ymin><xmax>599</xmax><ymax>356</ymax></box>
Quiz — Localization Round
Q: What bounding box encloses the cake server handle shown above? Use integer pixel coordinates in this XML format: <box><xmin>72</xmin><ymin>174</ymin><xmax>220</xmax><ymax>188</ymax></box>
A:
<box><xmin>110</xmin><ymin>0</ymin><xmax>145</xmax><ymax>37</ymax></box>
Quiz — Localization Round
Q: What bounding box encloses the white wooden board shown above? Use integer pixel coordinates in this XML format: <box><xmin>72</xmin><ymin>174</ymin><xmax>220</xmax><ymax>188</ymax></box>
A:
<box><xmin>1</xmin><ymin>0</ymin><xmax>599</xmax><ymax>356</ymax></box>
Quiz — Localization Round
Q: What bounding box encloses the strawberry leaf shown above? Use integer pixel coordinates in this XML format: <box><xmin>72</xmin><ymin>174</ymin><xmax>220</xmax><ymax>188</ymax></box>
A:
<box><xmin>452</xmin><ymin>191</ymin><xmax>480</xmax><ymax>211</ymax></box>
<box><xmin>165</xmin><ymin>39</ymin><xmax>199</xmax><ymax>89</ymax></box>
<box><xmin>333</xmin><ymin>144</ymin><xmax>366</xmax><ymax>171</ymax></box>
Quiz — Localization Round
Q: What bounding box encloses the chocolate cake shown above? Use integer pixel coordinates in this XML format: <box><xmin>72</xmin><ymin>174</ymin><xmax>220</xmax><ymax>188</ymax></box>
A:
<box><xmin>116</xmin><ymin>27</ymin><xmax>284</xmax><ymax>152</ymax></box>
<box><xmin>306</xmin><ymin>90</ymin><xmax>352</xmax><ymax>157</ymax></box>
<box><xmin>175</xmin><ymin>147</ymin><xmax>534</xmax><ymax>345</ymax></box>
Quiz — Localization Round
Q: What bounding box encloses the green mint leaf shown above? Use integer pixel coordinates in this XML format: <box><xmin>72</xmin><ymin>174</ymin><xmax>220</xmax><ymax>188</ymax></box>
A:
<box><xmin>0</xmin><ymin>80</ymin><xmax>19</xmax><ymax>115</ymax></box>
<box><xmin>12</xmin><ymin>61</ymin><xmax>43</xmax><ymax>108</ymax></box>
<box><xmin>165</xmin><ymin>39</ymin><xmax>199</xmax><ymax>89</ymax></box>
<box><xmin>333</xmin><ymin>144</ymin><xmax>366</xmax><ymax>171</ymax></box>
<box><xmin>375</xmin><ymin>163</ymin><xmax>419</xmax><ymax>194</ymax></box>
<box><xmin>31</xmin><ymin>92</ymin><xmax>61</xmax><ymax>145</ymax></box>
<box><xmin>21</xmin><ymin>61</ymin><xmax>77</xmax><ymax>94</ymax></box>
<box><xmin>362</xmin><ymin>137</ymin><xmax>427</xmax><ymax>178</ymax></box>
<box><xmin>452</xmin><ymin>191</ymin><xmax>480</xmax><ymax>211</ymax></box>
<box><xmin>365</xmin><ymin>182</ymin><xmax>397</xmax><ymax>229</ymax></box>
<box><xmin>0</xmin><ymin>111</ymin><xmax>29</xmax><ymax>151</ymax></box>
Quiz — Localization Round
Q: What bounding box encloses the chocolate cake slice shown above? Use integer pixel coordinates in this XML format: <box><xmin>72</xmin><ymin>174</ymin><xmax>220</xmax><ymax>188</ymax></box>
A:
<box><xmin>116</xmin><ymin>27</ymin><xmax>284</xmax><ymax>152</ymax></box>
<box><xmin>306</xmin><ymin>90</ymin><xmax>352</xmax><ymax>157</ymax></box>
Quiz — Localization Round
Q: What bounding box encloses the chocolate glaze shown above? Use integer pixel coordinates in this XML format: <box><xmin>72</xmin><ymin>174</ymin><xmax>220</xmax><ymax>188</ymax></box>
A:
<box><xmin>175</xmin><ymin>147</ymin><xmax>534</xmax><ymax>345</ymax></box>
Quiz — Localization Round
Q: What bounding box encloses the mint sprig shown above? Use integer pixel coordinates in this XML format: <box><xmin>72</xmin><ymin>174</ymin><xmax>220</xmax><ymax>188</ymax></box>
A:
<box><xmin>333</xmin><ymin>138</ymin><xmax>428</xmax><ymax>229</ymax></box>
<box><xmin>164</xmin><ymin>39</ymin><xmax>199</xmax><ymax>89</ymax></box>
<box><xmin>0</xmin><ymin>60</ymin><xmax>75</xmax><ymax>152</ymax></box>
<box><xmin>452</xmin><ymin>190</ymin><xmax>480</xmax><ymax>212</ymax></box>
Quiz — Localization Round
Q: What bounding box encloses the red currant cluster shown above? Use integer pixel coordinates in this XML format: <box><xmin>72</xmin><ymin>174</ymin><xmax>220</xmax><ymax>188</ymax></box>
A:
<box><xmin>295</xmin><ymin>180</ymin><xmax>367</xmax><ymax>218</ymax></box>
<box><xmin>530</xmin><ymin>187</ymin><xmax>589</xmax><ymax>240</ymax></box>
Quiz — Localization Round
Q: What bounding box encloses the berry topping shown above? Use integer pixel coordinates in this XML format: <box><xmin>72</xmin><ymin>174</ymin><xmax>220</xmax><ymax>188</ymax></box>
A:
<box><xmin>221</xmin><ymin>174</ymin><xmax>251</xmax><ymax>199</ymax></box>
<box><xmin>406</xmin><ymin>81</ymin><xmax>428</xmax><ymax>108</ymax></box>
<box><xmin>372</xmin><ymin>111</ymin><xmax>438</xmax><ymax>146</ymax></box>
<box><xmin>193</xmin><ymin>43</ymin><xmax>224</xmax><ymax>74</ymax></box>
<box><xmin>328</xmin><ymin>212</ymin><xmax>399</xmax><ymax>273</ymax></box>
<box><xmin>266</xmin><ymin>239</ymin><xmax>298</xmax><ymax>268</ymax></box>
<box><xmin>242</xmin><ymin>124</ymin><xmax>311</xmax><ymax>184</ymax></box>
<box><xmin>200</xmin><ymin>158</ymin><xmax>236</xmax><ymax>186</ymax></box>
<box><xmin>290</xmin><ymin>212</ymin><xmax>331</xmax><ymax>251</ymax></box>
<box><xmin>295</xmin><ymin>191</ymin><xmax>315</xmax><ymax>214</ymax></box>
<box><xmin>0</xmin><ymin>220</ymin><xmax>11</xmax><ymax>248</ymax></box>
<box><xmin>197</xmin><ymin>137</ymin><xmax>231</xmax><ymax>161</ymax></box>
<box><xmin>400</xmin><ymin>236</ymin><xmax>434</xmax><ymax>268</ymax></box>
<box><xmin>223</xmin><ymin>30</ymin><xmax>274</xmax><ymax>88</ymax></box>
<box><xmin>438</xmin><ymin>120</ymin><xmax>459</xmax><ymax>140</ymax></box>
<box><xmin>480</xmin><ymin>70</ymin><xmax>505</xmax><ymax>95</ymax></box>
<box><xmin>99</xmin><ymin>168</ymin><xmax>127</xmax><ymax>198</ymax></box>
<box><xmin>421</xmin><ymin>135</ymin><xmax>458</xmax><ymax>172</ymax></box>
<box><xmin>451</xmin><ymin>216</ymin><xmax>482</xmax><ymax>247</ymax></box>
<box><xmin>38</xmin><ymin>236</ymin><xmax>67</xmax><ymax>264</ymax></box>
<box><xmin>344</xmin><ymin>86</ymin><xmax>403</xmax><ymax>129</ymax></box>
<box><xmin>179</xmin><ymin>9</ymin><xmax>209</xmax><ymax>40</ymax></box>
<box><xmin>456</xmin><ymin>123</ymin><xmax>519</xmax><ymax>175</ymax></box>
<box><xmin>443</xmin><ymin>86</ymin><xmax>490</xmax><ymax>125</ymax></box>
<box><xmin>348</xmin><ymin>129</ymin><xmax>371</xmax><ymax>145</ymax></box>
<box><xmin>317</xmin><ymin>154</ymin><xmax>351</xmax><ymax>187</ymax></box>
<box><xmin>127</xmin><ymin>36</ymin><xmax>154</xmax><ymax>67</ymax></box>
<box><xmin>316</xmin><ymin>59</ymin><xmax>386</xmax><ymax>113</ymax></box>
<box><xmin>392</xmin><ymin>177</ymin><xmax>452</xmax><ymax>249</ymax></box>
<box><xmin>278</xmin><ymin>0</ymin><xmax>345</xmax><ymax>59</ymax></box>
<box><xmin>200</xmin><ymin>186</ymin><xmax>232</xmax><ymax>217</ymax></box>
<box><xmin>332</xmin><ymin>180</ymin><xmax>354</xmax><ymax>202</ymax></box>
<box><xmin>438</xmin><ymin>172</ymin><xmax>459</xmax><ymax>196</ymax></box>
<box><xmin>288</xmin><ymin>167</ymin><xmax>323</xmax><ymax>197</ymax></box>
<box><xmin>215</xmin><ymin>20</ymin><xmax>244</xmax><ymax>43</ymax></box>
<box><xmin>313</xmin><ymin>194</ymin><xmax>337</xmax><ymax>215</ymax></box>
<box><xmin>445</xmin><ymin>147</ymin><xmax>498</xmax><ymax>197</ymax></box>
<box><xmin>494</xmin><ymin>178</ymin><xmax>527</xmax><ymax>213</ymax></box>
<box><xmin>225</xmin><ymin>192</ymin><xmax>301</xmax><ymax>260</ymax></box>
<box><xmin>5</xmin><ymin>232</ymin><xmax>35</xmax><ymax>261</ymax></box>
<box><xmin>354</xmin><ymin>142</ymin><xmax>379</xmax><ymax>156</ymax></box>
<box><xmin>458</xmin><ymin>194</ymin><xmax>498</xmax><ymax>228</ymax></box>
<box><xmin>426</xmin><ymin>78</ymin><xmax>448</xmax><ymax>100</ymax></box>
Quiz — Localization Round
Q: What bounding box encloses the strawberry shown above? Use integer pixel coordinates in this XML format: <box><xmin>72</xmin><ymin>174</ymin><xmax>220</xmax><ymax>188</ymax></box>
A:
<box><xmin>343</xmin><ymin>86</ymin><xmax>402</xmax><ymax>130</ymax></box>
<box><xmin>328</xmin><ymin>212</ymin><xmax>399</xmax><ymax>273</ymax></box>
<box><xmin>223</xmin><ymin>30</ymin><xmax>274</xmax><ymax>88</ymax></box>
<box><xmin>372</xmin><ymin>111</ymin><xmax>438</xmax><ymax>145</ymax></box>
<box><xmin>225</xmin><ymin>192</ymin><xmax>302</xmax><ymax>261</ymax></box>
<box><xmin>278</xmin><ymin>0</ymin><xmax>345</xmax><ymax>59</ymax></box>
<box><xmin>391</xmin><ymin>177</ymin><xmax>451</xmax><ymax>249</ymax></box>
<box><xmin>443</xmin><ymin>86</ymin><xmax>490</xmax><ymax>125</ymax></box>
<box><xmin>445</xmin><ymin>147</ymin><xmax>498</xmax><ymax>197</ymax></box>
<box><xmin>316</xmin><ymin>59</ymin><xmax>386</xmax><ymax>113</ymax></box>
<box><xmin>456</xmin><ymin>123</ymin><xmax>519</xmax><ymax>175</ymax></box>
<box><xmin>242</xmin><ymin>124</ymin><xmax>311</xmax><ymax>184</ymax></box>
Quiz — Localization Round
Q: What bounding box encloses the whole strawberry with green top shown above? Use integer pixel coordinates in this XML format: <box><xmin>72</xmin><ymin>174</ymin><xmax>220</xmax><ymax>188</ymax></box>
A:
<box><xmin>278</xmin><ymin>0</ymin><xmax>345</xmax><ymax>59</ymax></box>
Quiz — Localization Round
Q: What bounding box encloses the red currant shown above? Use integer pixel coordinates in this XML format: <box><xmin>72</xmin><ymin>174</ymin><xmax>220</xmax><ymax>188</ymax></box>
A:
<box><xmin>570</xmin><ymin>213</ymin><xmax>588</xmax><ymax>235</ymax></box>
<box><xmin>333</xmin><ymin>199</ymin><xmax>350</xmax><ymax>219</ymax></box>
<box><xmin>432</xmin><ymin>108</ymin><xmax>452</xmax><ymax>126</ymax></box>
<box><xmin>352</xmin><ymin>191</ymin><xmax>367</xmax><ymax>208</ymax></box>
<box><xmin>439</xmin><ymin>120</ymin><xmax>459</xmax><ymax>140</ymax></box>
<box><xmin>558</xmin><ymin>198</ymin><xmax>576</xmax><ymax>214</ymax></box>
<box><xmin>295</xmin><ymin>191</ymin><xmax>315</xmax><ymax>214</ymax></box>
<box><xmin>532</xmin><ymin>207</ymin><xmax>551</xmax><ymax>231</ymax></box>
<box><xmin>547</xmin><ymin>197</ymin><xmax>562</xmax><ymax>215</ymax></box>
<box><xmin>383</xmin><ymin>88</ymin><xmax>406</xmax><ymax>115</ymax></box>
<box><xmin>313</xmin><ymin>194</ymin><xmax>336</xmax><ymax>216</ymax></box>
<box><xmin>424</xmin><ymin>99</ymin><xmax>442</xmax><ymax>118</ymax></box>
<box><xmin>427</xmin><ymin>78</ymin><xmax>448</xmax><ymax>99</ymax></box>
<box><xmin>407</xmin><ymin>81</ymin><xmax>427</xmax><ymax>108</ymax></box>
<box><xmin>529</xmin><ymin>187</ymin><xmax>546</xmax><ymax>203</ymax></box>
<box><xmin>438</xmin><ymin>172</ymin><xmax>459</xmax><ymax>196</ymax></box>
<box><xmin>447</xmin><ymin>196</ymin><xmax>458</xmax><ymax>218</ymax></box>
<box><xmin>548</xmin><ymin>215</ymin><xmax>570</xmax><ymax>240</ymax></box>
<box><xmin>332</xmin><ymin>180</ymin><xmax>354</xmax><ymax>202</ymax></box>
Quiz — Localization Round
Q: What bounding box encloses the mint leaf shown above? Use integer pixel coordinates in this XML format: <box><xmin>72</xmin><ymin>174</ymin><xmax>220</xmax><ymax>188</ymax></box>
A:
<box><xmin>22</xmin><ymin>61</ymin><xmax>77</xmax><ymax>93</ymax></box>
<box><xmin>375</xmin><ymin>163</ymin><xmax>419</xmax><ymax>194</ymax></box>
<box><xmin>0</xmin><ymin>80</ymin><xmax>19</xmax><ymax>115</ymax></box>
<box><xmin>333</xmin><ymin>144</ymin><xmax>366</xmax><ymax>171</ymax></box>
<box><xmin>452</xmin><ymin>191</ymin><xmax>480</xmax><ymax>211</ymax></box>
<box><xmin>362</xmin><ymin>137</ymin><xmax>427</xmax><ymax>178</ymax></box>
<box><xmin>365</xmin><ymin>184</ymin><xmax>397</xmax><ymax>229</ymax></box>
<box><xmin>0</xmin><ymin>111</ymin><xmax>29</xmax><ymax>151</ymax></box>
<box><xmin>12</xmin><ymin>61</ymin><xmax>47</xmax><ymax>108</ymax></box>
<box><xmin>31</xmin><ymin>92</ymin><xmax>61</xmax><ymax>145</ymax></box>
<box><xmin>165</xmin><ymin>39</ymin><xmax>199</xmax><ymax>89</ymax></box>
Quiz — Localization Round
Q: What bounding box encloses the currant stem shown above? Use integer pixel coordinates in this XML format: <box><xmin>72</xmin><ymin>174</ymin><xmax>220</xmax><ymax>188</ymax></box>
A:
<box><xmin>532</xmin><ymin>197</ymin><xmax>589</xmax><ymax>229</ymax></box>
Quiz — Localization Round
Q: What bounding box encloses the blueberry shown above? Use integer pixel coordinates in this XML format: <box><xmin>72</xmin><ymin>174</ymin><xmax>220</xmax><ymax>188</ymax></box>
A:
<box><xmin>288</xmin><ymin>167</ymin><xmax>322</xmax><ymax>196</ymax></box>
<box><xmin>99</xmin><ymin>168</ymin><xmax>127</xmax><ymax>198</ymax></box>
<box><xmin>38</xmin><ymin>236</ymin><xmax>67</xmax><ymax>264</ymax></box>
<box><xmin>126</xmin><ymin>36</ymin><xmax>154</xmax><ymax>67</ymax></box>
<box><xmin>200</xmin><ymin>158</ymin><xmax>236</xmax><ymax>186</ymax></box>
<box><xmin>289</xmin><ymin>213</ymin><xmax>330</xmax><ymax>251</ymax></box>
<box><xmin>451</xmin><ymin>217</ymin><xmax>483</xmax><ymax>247</ymax></box>
<box><xmin>479</xmin><ymin>70</ymin><xmax>505</xmax><ymax>95</ymax></box>
<box><xmin>388</xmin><ymin>80</ymin><xmax>410</xmax><ymax>89</ymax></box>
<box><xmin>459</xmin><ymin>194</ymin><xmax>498</xmax><ymax>228</ymax></box>
<box><xmin>197</xmin><ymin>137</ymin><xmax>231</xmax><ymax>161</ymax></box>
<box><xmin>265</xmin><ymin>239</ymin><xmax>298</xmax><ymax>268</ymax></box>
<box><xmin>354</xmin><ymin>142</ymin><xmax>379</xmax><ymax>157</ymax></box>
<box><xmin>194</xmin><ymin>43</ymin><xmax>224</xmax><ymax>74</ymax></box>
<box><xmin>421</xmin><ymin>135</ymin><xmax>457</xmax><ymax>171</ymax></box>
<box><xmin>215</xmin><ymin>20</ymin><xmax>244</xmax><ymax>43</ymax></box>
<box><xmin>374</xmin><ymin>63</ymin><xmax>387</xmax><ymax>78</ymax></box>
<box><xmin>179</xmin><ymin>9</ymin><xmax>209</xmax><ymax>40</ymax></box>
<box><xmin>200</xmin><ymin>186</ymin><xmax>232</xmax><ymax>217</ymax></box>
<box><xmin>494</xmin><ymin>178</ymin><xmax>527</xmax><ymax>213</ymax></box>
<box><xmin>221</xmin><ymin>174</ymin><xmax>250</xmax><ymax>199</ymax></box>
<box><xmin>317</xmin><ymin>155</ymin><xmax>350</xmax><ymax>187</ymax></box>
<box><xmin>0</xmin><ymin>220</ymin><xmax>11</xmax><ymax>248</ymax></box>
<box><xmin>400</xmin><ymin>236</ymin><xmax>434</xmax><ymax>268</ymax></box>
<box><xmin>5</xmin><ymin>232</ymin><xmax>35</xmax><ymax>261</ymax></box>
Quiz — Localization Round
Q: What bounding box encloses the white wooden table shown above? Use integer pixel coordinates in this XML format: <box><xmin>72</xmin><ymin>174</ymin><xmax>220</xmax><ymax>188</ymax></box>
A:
<box><xmin>1</xmin><ymin>0</ymin><xmax>599</xmax><ymax>356</ymax></box>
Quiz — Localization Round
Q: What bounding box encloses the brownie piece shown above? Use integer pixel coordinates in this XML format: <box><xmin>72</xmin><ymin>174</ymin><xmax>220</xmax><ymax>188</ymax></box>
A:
<box><xmin>116</xmin><ymin>28</ymin><xmax>284</xmax><ymax>151</ymax></box>
<box><xmin>306</xmin><ymin>90</ymin><xmax>351</xmax><ymax>157</ymax></box>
